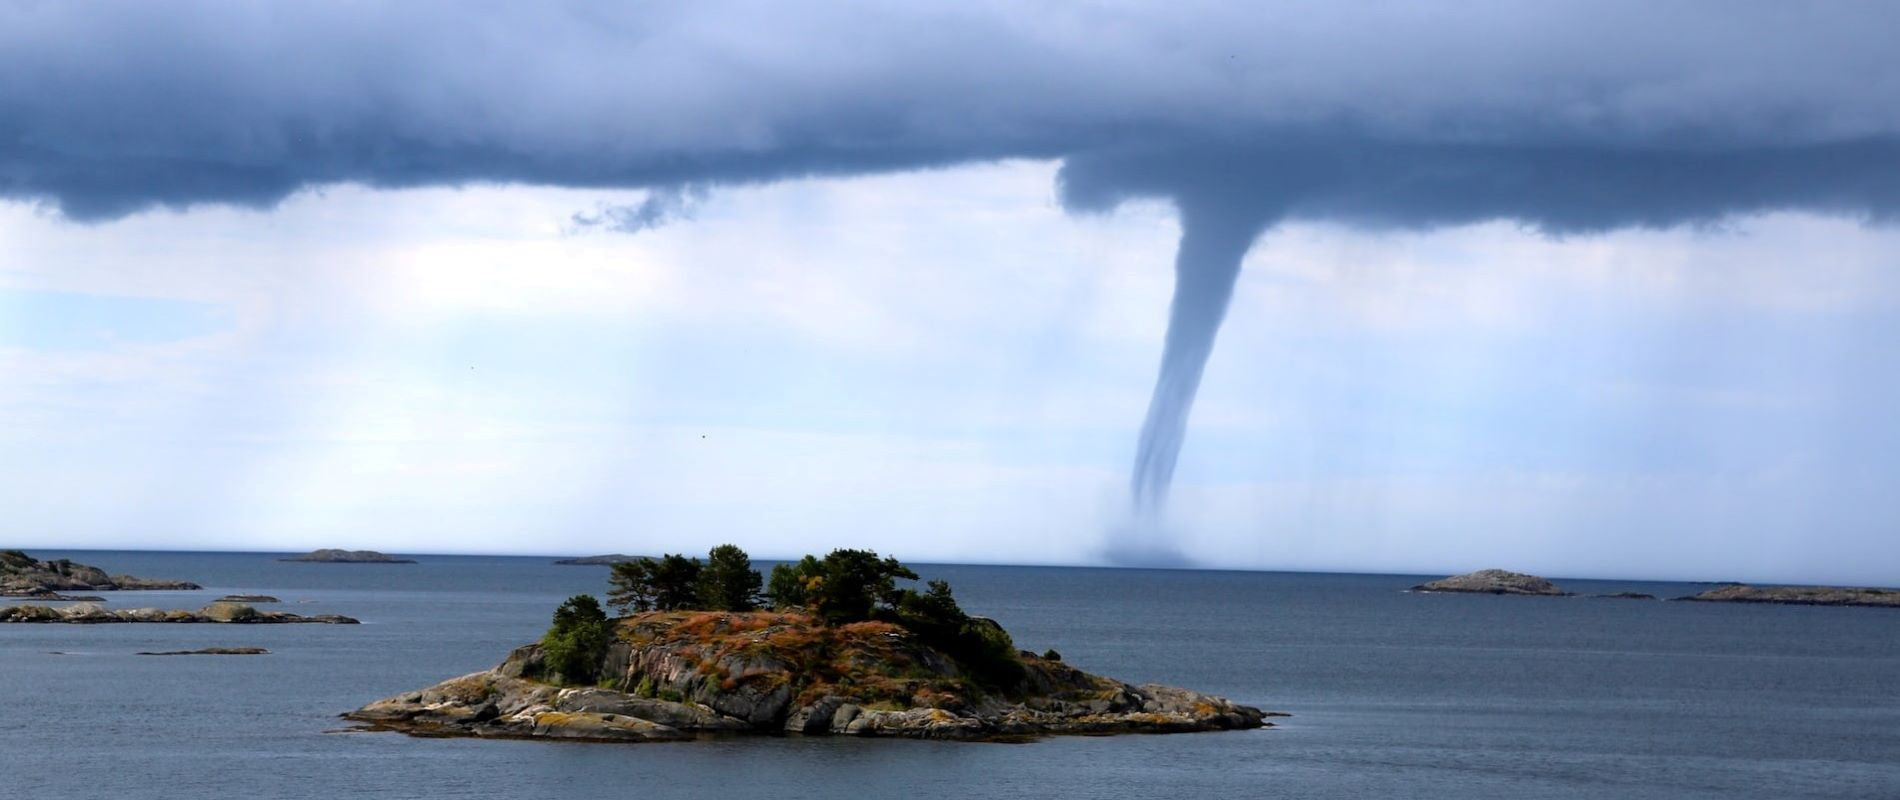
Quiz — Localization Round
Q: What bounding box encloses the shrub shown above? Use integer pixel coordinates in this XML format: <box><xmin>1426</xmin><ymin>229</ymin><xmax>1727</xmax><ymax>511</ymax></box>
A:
<box><xmin>541</xmin><ymin>594</ymin><xmax>612</xmax><ymax>685</ymax></box>
<box><xmin>892</xmin><ymin>579</ymin><xmax>1022</xmax><ymax>688</ymax></box>
<box><xmin>1042</xmin><ymin>648</ymin><xmax>1062</xmax><ymax>662</ymax></box>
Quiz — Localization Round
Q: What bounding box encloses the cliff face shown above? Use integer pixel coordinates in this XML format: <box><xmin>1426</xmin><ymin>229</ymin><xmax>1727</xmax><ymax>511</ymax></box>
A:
<box><xmin>346</xmin><ymin>610</ymin><xmax>1275</xmax><ymax>742</ymax></box>
<box><xmin>0</xmin><ymin>550</ymin><xmax>200</xmax><ymax>596</ymax></box>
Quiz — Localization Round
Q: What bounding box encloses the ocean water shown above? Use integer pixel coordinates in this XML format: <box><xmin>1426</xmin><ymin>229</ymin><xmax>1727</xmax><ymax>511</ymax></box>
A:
<box><xmin>2</xmin><ymin>551</ymin><xmax>1896</xmax><ymax>799</ymax></box>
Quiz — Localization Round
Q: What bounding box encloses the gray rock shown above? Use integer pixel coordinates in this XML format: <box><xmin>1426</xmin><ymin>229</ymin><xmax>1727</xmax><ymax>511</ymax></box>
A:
<box><xmin>0</xmin><ymin>550</ymin><xmax>201</xmax><ymax>594</ymax></box>
<box><xmin>202</xmin><ymin>602</ymin><xmax>260</xmax><ymax>622</ymax></box>
<box><xmin>0</xmin><ymin>602</ymin><xmax>358</xmax><ymax>624</ymax></box>
<box><xmin>784</xmin><ymin>696</ymin><xmax>846</xmax><ymax>733</ymax></box>
<box><xmin>1676</xmin><ymin>584</ymin><xmax>1900</xmax><ymax>607</ymax></box>
<box><xmin>1412</xmin><ymin>569</ymin><xmax>1569</xmax><ymax>596</ymax></box>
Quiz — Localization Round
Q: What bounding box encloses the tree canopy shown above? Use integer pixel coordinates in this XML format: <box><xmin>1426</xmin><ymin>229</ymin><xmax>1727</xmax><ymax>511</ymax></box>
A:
<box><xmin>584</xmin><ymin>545</ymin><xmax>1022</xmax><ymax>687</ymax></box>
<box><xmin>541</xmin><ymin>594</ymin><xmax>611</xmax><ymax>685</ymax></box>
<box><xmin>607</xmin><ymin>552</ymin><xmax>705</xmax><ymax>613</ymax></box>
<box><xmin>698</xmin><ymin>544</ymin><xmax>763</xmax><ymax>611</ymax></box>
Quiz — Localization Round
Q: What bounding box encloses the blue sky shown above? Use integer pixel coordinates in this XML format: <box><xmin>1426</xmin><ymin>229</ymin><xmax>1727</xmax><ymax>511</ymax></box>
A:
<box><xmin>3</xmin><ymin>4</ymin><xmax>1899</xmax><ymax>583</ymax></box>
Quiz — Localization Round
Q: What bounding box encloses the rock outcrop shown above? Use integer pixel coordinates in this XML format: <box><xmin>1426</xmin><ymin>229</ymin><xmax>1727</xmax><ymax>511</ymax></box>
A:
<box><xmin>1676</xmin><ymin>584</ymin><xmax>1900</xmax><ymax>608</ymax></box>
<box><xmin>553</xmin><ymin>554</ymin><xmax>647</xmax><ymax>565</ymax></box>
<box><xmin>1411</xmin><ymin>569</ymin><xmax>1569</xmax><ymax>596</ymax></box>
<box><xmin>0</xmin><ymin>550</ymin><xmax>201</xmax><ymax>596</ymax></box>
<box><xmin>1593</xmin><ymin>592</ymin><xmax>1658</xmax><ymax>600</ymax></box>
<box><xmin>0</xmin><ymin>601</ymin><xmax>358</xmax><ymax>624</ymax></box>
<box><xmin>346</xmin><ymin>610</ymin><xmax>1277</xmax><ymax>743</ymax></box>
<box><xmin>137</xmin><ymin>647</ymin><xmax>271</xmax><ymax>655</ymax></box>
<box><xmin>279</xmin><ymin>549</ymin><xmax>415</xmax><ymax>563</ymax></box>
<box><xmin>217</xmin><ymin>594</ymin><xmax>282</xmax><ymax>603</ymax></box>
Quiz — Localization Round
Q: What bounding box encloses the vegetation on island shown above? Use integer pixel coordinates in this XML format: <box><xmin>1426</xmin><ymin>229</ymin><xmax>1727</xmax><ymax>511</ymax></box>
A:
<box><xmin>537</xmin><ymin>545</ymin><xmax>1021</xmax><ymax>690</ymax></box>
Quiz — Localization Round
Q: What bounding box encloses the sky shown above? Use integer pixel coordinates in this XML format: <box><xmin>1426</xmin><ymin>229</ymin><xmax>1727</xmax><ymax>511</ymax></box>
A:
<box><xmin>3</xmin><ymin>2</ymin><xmax>1898</xmax><ymax>583</ymax></box>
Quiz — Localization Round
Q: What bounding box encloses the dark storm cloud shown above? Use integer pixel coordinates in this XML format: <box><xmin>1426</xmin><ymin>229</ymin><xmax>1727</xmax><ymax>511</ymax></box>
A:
<box><xmin>569</xmin><ymin>185</ymin><xmax>709</xmax><ymax>234</ymax></box>
<box><xmin>5</xmin><ymin>1</ymin><xmax>1899</xmax><ymax>223</ymax></box>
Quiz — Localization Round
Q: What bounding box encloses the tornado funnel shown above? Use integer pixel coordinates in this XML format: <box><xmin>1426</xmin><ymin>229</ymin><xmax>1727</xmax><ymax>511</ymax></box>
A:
<box><xmin>1129</xmin><ymin>200</ymin><xmax>1272</xmax><ymax>518</ymax></box>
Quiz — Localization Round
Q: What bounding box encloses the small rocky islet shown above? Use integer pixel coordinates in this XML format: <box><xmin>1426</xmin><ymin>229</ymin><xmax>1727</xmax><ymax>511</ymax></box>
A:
<box><xmin>1676</xmin><ymin>584</ymin><xmax>1900</xmax><ymax>608</ymax></box>
<box><xmin>348</xmin><ymin>610</ymin><xmax>1274</xmax><ymax>743</ymax></box>
<box><xmin>1411</xmin><ymin>569</ymin><xmax>1571</xmax><ymax>596</ymax></box>
<box><xmin>347</xmin><ymin>546</ymin><xmax>1277</xmax><ymax>744</ymax></box>
<box><xmin>279</xmin><ymin>549</ymin><xmax>416</xmax><ymax>564</ymax></box>
<box><xmin>0</xmin><ymin>549</ymin><xmax>201</xmax><ymax>597</ymax></box>
<box><xmin>1</xmin><ymin>600</ymin><xmax>357</xmax><ymax>624</ymax></box>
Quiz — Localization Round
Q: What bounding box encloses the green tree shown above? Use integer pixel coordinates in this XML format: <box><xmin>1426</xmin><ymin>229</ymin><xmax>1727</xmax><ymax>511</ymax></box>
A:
<box><xmin>893</xmin><ymin>579</ymin><xmax>1023</xmax><ymax>687</ymax></box>
<box><xmin>766</xmin><ymin>555</ymin><xmax>824</xmax><ymax>610</ymax></box>
<box><xmin>808</xmin><ymin>548</ymin><xmax>918</xmax><ymax>624</ymax></box>
<box><xmin>649</xmin><ymin>553</ymin><xmax>703</xmax><ymax>610</ymax></box>
<box><xmin>541</xmin><ymin>594</ymin><xmax>612</xmax><ymax>685</ymax></box>
<box><xmin>696</xmin><ymin>544</ymin><xmax>762</xmax><ymax>611</ymax></box>
<box><xmin>606</xmin><ymin>558</ymin><xmax>657</xmax><ymax>614</ymax></box>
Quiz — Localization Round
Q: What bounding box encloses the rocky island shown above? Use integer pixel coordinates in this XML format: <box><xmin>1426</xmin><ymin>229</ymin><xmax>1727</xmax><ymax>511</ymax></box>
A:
<box><xmin>138</xmin><ymin>647</ymin><xmax>271</xmax><ymax>656</ymax></box>
<box><xmin>1</xmin><ymin>601</ymin><xmax>358</xmax><ymax>624</ymax></box>
<box><xmin>347</xmin><ymin>547</ymin><xmax>1275</xmax><ymax>743</ymax></box>
<box><xmin>279</xmin><ymin>549</ymin><xmax>416</xmax><ymax>563</ymax></box>
<box><xmin>1676</xmin><ymin>584</ymin><xmax>1900</xmax><ymax>608</ymax></box>
<box><xmin>554</xmin><ymin>554</ymin><xmax>648</xmax><ymax>565</ymax></box>
<box><xmin>1411</xmin><ymin>568</ymin><xmax>1570</xmax><ymax>596</ymax></box>
<box><xmin>1596</xmin><ymin>591</ymin><xmax>1658</xmax><ymax>600</ymax></box>
<box><xmin>1</xmin><ymin>550</ymin><xmax>201</xmax><ymax>597</ymax></box>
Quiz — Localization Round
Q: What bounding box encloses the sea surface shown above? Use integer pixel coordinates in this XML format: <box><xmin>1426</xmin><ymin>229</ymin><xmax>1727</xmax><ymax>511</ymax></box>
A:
<box><xmin>2</xmin><ymin>551</ymin><xmax>1896</xmax><ymax>799</ymax></box>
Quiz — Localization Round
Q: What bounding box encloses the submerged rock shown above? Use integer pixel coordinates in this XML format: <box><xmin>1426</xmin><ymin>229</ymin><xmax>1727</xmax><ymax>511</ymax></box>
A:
<box><xmin>137</xmin><ymin>647</ymin><xmax>271</xmax><ymax>656</ymax></box>
<box><xmin>1675</xmin><ymin>584</ymin><xmax>1900</xmax><ymax>608</ymax></box>
<box><xmin>217</xmin><ymin>594</ymin><xmax>282</xmax><ymax>603</ymax></box>
<box><xmin>0</xmin><ymin>549</ymin><xmax>201</xmax><ymax>595</ymax></box>
<box><xmin>1594</xmin><ymin>592</ymin><xmax>1658</xmax><ymax>600</ymax></box>
<box><xmin>0</xmin><ymin>602</ymin><xmax>358</xmax><ymax>624</ymax></box>
<box><xmin>346</xmin><ymin>610</ymin><xmax>1278</xmax><ymax>743</ymax></box>
<box><xmin>1412</xmin><ymin>569</ymin><xmax>1569</xmax><ymax>596</ymax></box>
<box><xmin>280</xmin><ymin>549</ymin><xmax>416</xmax><ymax>563</ymax></box>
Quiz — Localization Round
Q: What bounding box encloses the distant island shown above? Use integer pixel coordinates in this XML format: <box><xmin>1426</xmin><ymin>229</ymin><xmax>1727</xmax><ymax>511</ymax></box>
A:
<box><xmin>138</xmin><ymin>647</ymin><xmax>271</xmax><ymax>656</ymax></box>
<box><xmin>1412</xmin><ymin>569</ymin><xmax>1570</xmax><ymax>596</ymax></box>
<box><xmin>1</xmin><ymin>600</ymin><xmax>358</xmax><ymax>624</ymax></box>
<box><xmin>279</xmin><ymin>549</ymin><xmax>416</xmax><ymax>564</ymax></box>
<box><xmin>1676</xmin><ymin>584</ymin><xmax>1900</xmax><ymax>608</ymax></box>
<box><xmin>1</xmin><ymin>550</ymin><xmax>200</xmax><ymax>597</ymax></box>
<box><xmin>553</xmin><ymin>554</ymin><xmax>649</xmax><ymax>565</ymax></box>
<box><xmin>347</xmin><ymin>546</ymin><xmax>1276</xmax><ymax>742</ymax></box>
